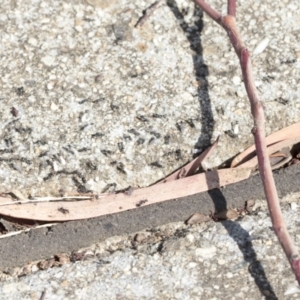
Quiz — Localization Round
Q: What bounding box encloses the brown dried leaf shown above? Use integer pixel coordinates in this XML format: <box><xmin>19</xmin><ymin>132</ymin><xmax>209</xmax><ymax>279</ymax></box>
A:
<box><xmin>55</xmin><ymin>253</ymin><xmax>70</xmax><ymax>266</ymax></box>
<box><xmin>0</xmin><ymin>168</ymin><xmax>251</xmax><ymax>222</ymax></box>
<box><xmin>186</xmin><ymin>213</ymin><xmax>211</xmax><ymax>225</ymax></box>
<box><xmin>37</xmin><ymin>258</ymin><xmax>55</xmax><ymax>270</ymax></box>
<box><xmin>70</xmin><ymin>250</ymin><xmax>93</xmax><ymax>262</ymax></box>
<box><xmin>159</xmin><ymin>137</ymin><xmax>219</xmax><ymax>183</ymax></box>
<box><xmin>134</xmin><ymin>233</ymin><xmax>148</xmax><ymax>243</ymax></box>
<box><xmin>215</xmin><ymin>209</ymin><xmax>239</xmax><ymax>220</ymax></box>
<box><xmin>18</xmin><ymin>265</ymin><xmax>32</xmax><ymax>277</ymax></box>
<box><xmin>231</xmin><ymin>121</ymin><xmax>300</xmax><ymax>168</ymax></box>
<box><xmin>245</xmin><ymin>199</ymin><xmax>256</xmax><ymax>213</ymax></box>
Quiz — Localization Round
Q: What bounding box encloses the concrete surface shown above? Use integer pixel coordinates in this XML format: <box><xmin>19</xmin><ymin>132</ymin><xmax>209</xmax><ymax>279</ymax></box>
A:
<box><xmin>0</xmin><ymin>0</ymin><xmax>299</xmax><ymax>196</ymax></box>
<box><xmin>0</xmin><ymin>0</ymin><xmax>300</xmax><ymax>299</ymax></box>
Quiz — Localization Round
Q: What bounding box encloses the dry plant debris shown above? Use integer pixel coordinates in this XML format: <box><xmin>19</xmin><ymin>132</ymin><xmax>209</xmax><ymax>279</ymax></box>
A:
<box><xmin>0</xmin><ymin>121</ymin><xmax>299</xmax><ymax>224</ymax></box>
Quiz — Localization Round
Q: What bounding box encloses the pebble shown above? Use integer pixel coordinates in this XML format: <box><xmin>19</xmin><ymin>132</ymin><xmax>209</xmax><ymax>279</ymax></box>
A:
<box><xmin>186</xmin><ymin>233</ymin><xmax>195</xmax><ymax>243</ymax></box>
<box><xmin>253</xmin><ymin>37</ymin><xmax>269</xmax><ymax>55</ymax></box>
<box><xmin>290</xmin><ymin>202</ymin><xmax>298</xmax><ymax>210</ymax></box>
<box><xmin>50</xmin><ymin>102</ymin><xmax>59</xmax><ymax>111</ymax></box>
<box><xmin>187</xmin><ymin>262</ymin><xmax>197</xmax><ymax>269</ymax></box>
<box><xmin>195</xmin><ymin>246</ymin><xmax>217</xmax><ymax>258</ymax></box>
<box><xmin>41</xmin><ymin>56</ymin><xmax>55</xmax><ymax>67</ymax></box>
<box><xmin>232</xmin><ymin>76</ymin><xmax>241</xmax><ymax>85</ymax></box>
<box><xmin>284</xmin><ymin>283</ymin><xmax>300</xmax><ymax>295</ymax></box>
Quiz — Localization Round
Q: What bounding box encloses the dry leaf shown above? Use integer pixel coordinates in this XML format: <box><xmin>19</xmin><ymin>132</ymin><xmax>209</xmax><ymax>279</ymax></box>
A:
<box><xmin>134</xmin><ymin>233</ymin><xmax>148</xmax><ymax>243</ymax></box>
<box><xmin>0</xmin><ymin>168</ymin><xmax>251</xmax><ymax>222</ymax></box>
<box><xmin>214</xmin><ymin>209</ymin><xmax>239</xmax><ymax>220</ymax></box>
<box><xmin>18</xmin><ymin>265</ymin><xmax>32</xmax><ymax>277</ymax></box>
<box><xmin>186</xmin><ymin>213</ymin><xmax>211</xmax><ymax>225</ymax></box>
<box><xmin>245</xmin><ymin>199</ymin><xmax>256</xmax><ymax>213</ymax></box>
<box><xmin>55</xmin><ymin>253</ymin><xmax>70</xmax><ymax>266</ymax></box>
<box><xmin>70</xmin><ymin>250</ymin><xmax>93</xmax><ymax>262</ymax></box>
<box><xmin>37</xmin><ymin>258</ymin><xmax>55</xmax><ymax>270</ymax></box>
<box><xmin>158</xmin><ymin>137</ymin><xmax>219</xmax><ymax>183</ymax></box>
<box><xmin>231</xmin><ymin>121</ymin><xmax>300</xmax><ymax>168</ymax></box>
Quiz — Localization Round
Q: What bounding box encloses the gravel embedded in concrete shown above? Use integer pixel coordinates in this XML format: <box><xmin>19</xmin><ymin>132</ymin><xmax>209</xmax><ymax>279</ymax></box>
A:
<box><xmin>0</xmin><ymin>0</ymin><xmax>300</xmax><ymax>299</ymax></box>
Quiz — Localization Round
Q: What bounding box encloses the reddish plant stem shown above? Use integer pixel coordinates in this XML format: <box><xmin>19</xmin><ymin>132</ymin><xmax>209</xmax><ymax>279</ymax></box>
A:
<box><xmin>194</xmin><ymin>0</ymin><xmax>221</xmax><ymax>22</ymax></box>
<box><xmin>194</xmin><ymin>0</ymin><xmax>300</xmax><ymax>284</ymax></box>
<box><xmin>227</xmin><ymin>0</ymin><xmax>236</xmax><ymax>17</ymax></box>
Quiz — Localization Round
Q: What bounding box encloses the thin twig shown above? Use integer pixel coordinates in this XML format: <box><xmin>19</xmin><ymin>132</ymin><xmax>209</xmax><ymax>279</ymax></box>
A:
<box><xmin>194</xmin><ymin>0</ymin><xmax>221</xmax><ymax>23</ymax></box>
<box><xmin>194</xmin><ymin>0</ymin><xmax>300</xmax><ymax>285</ymax></box>
<box><xmin>39</xmin><ymin>289</ymin><xmax>47</xmax><ymax>300</ymax></box>
<box><xmin>134</xmin><ymin>0</ymin><xmax>162</xmax><ymax>28</ymax></box>
<box><xmin>0</xmin><ymin>196</ymin><xmax>95</xmax><ymax>207</ymax></box>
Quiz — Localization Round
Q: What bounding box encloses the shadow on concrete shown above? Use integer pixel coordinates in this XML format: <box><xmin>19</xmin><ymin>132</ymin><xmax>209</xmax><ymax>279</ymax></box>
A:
<box><xmin>166</xmin><ymin>0</ymin><xmax>215</xmax><ymax>155</ymax></box>
<box><xmin>207</xmin><ymin>188</ymin><xmax>278</xmax><ymax>300</ymax></box>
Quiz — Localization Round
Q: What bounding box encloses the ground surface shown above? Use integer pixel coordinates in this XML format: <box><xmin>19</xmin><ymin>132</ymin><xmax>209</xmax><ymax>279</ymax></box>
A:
<box><xmin>0</xmin><ymin>0</ymin><xmax>300</xmax><ymax>299</ymax></box>
<box><xmin>0</xmin><ymin>0</ymin><xmax>299</xmax><ymax>196</ymax></box>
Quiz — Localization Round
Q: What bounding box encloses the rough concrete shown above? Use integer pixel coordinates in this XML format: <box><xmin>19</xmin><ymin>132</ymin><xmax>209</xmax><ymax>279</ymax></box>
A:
<box><xmin>0</xmin><ymin>0</ymin><xmax>299</xmax><ymax>196</ymax></box>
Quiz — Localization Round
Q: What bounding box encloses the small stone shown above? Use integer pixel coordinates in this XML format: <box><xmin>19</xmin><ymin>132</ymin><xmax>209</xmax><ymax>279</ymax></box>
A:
<box><xmin>152</xmin><ymin>253</ymin><xmax>160</xmax><ymax>260</ymax></box>
<box><xmin>123</xmin><ymin>265</ymin><xmax>131</xmax><ymax>272</ymax></box>
<box><xmin>233</xmin><ymin>123</ymin><xmax>239</xmax><ymax>135</ymax></box>
<box><xmin>47</xmin><ymin>81</ymin><xmax>55</xmax><ymax>90</ymax></box>
<box><xmin>28</xmin><ymin>37</ymin><xmax>38</xmax><ymax>46</ymax></box>
<box><xmin>31</xmin><ymin>265</ymin><xmax>39</xmax><ymax>273</ymax></box>
<box><xmin>54</xmin><ymin>271</ymin><xmax>63</xmax><ymax>279</ymax></box>
<box><xmin>186</xmin><ymin>233</ymin><xmax>195</xmax><ymax>243</ymax></box>
<box><xmin>60</xmin><ymin>280</ymin><xmax>69</xmax><ymax>287</ymax></box>
<box><xmin>41</xmin><ymin>56</ymin><xmax>55</xmax><ymax>67</ymax></box>
<box><xmin>74</xmin><ymin>26</ymin><xmax>83</xmax><ymax>32</ymax></box>
<box><xmin>195</xmin><ymin>246</ymin><xmax>216</xmax><ymax>259</ymax></box>
<box><xmin>253</xmin><ymin>37</ymin><xmax>269</xmax><ymax>55</ymax></box>
<box><xmin>187</xmin><ymin>262</ymin><xmax>197</xmax><ymax>269</ymax></box>
<box><xmin>40</xmin><ymin>17</ymin><xmax>50</xmax><ymax>24</ymax></box>
<box><xmin>284</xmin><ymin>282</ymin><xmax>300</xmax><ymax>295</ymax></box>
<box><xmin>290</xmin><ymin>202</ymin><xmax>298</xmax><ymax>211</ymax></box>
<box><xmin>180</xmin><ymin>92</ymin><xmax>194</xmax><ymax>102</ymax></box>
<box><xmin>28</xmin><ymin>95</ymin><xmax>36</xmax><ymax>103</ymax></box>
<box><xmin>51</xmin><ymin>102</ymin><xmax>59</xmax><ymax>111</ymax></box>
<box><xmin>232</xmin><ymin>76</ymin><xmax>241</xmax><ymax>85</ymax></box>
<box><xmin>245</xmin><ymin>199</ymin><xmax>256</xmax><ymax>213</ymax></box>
